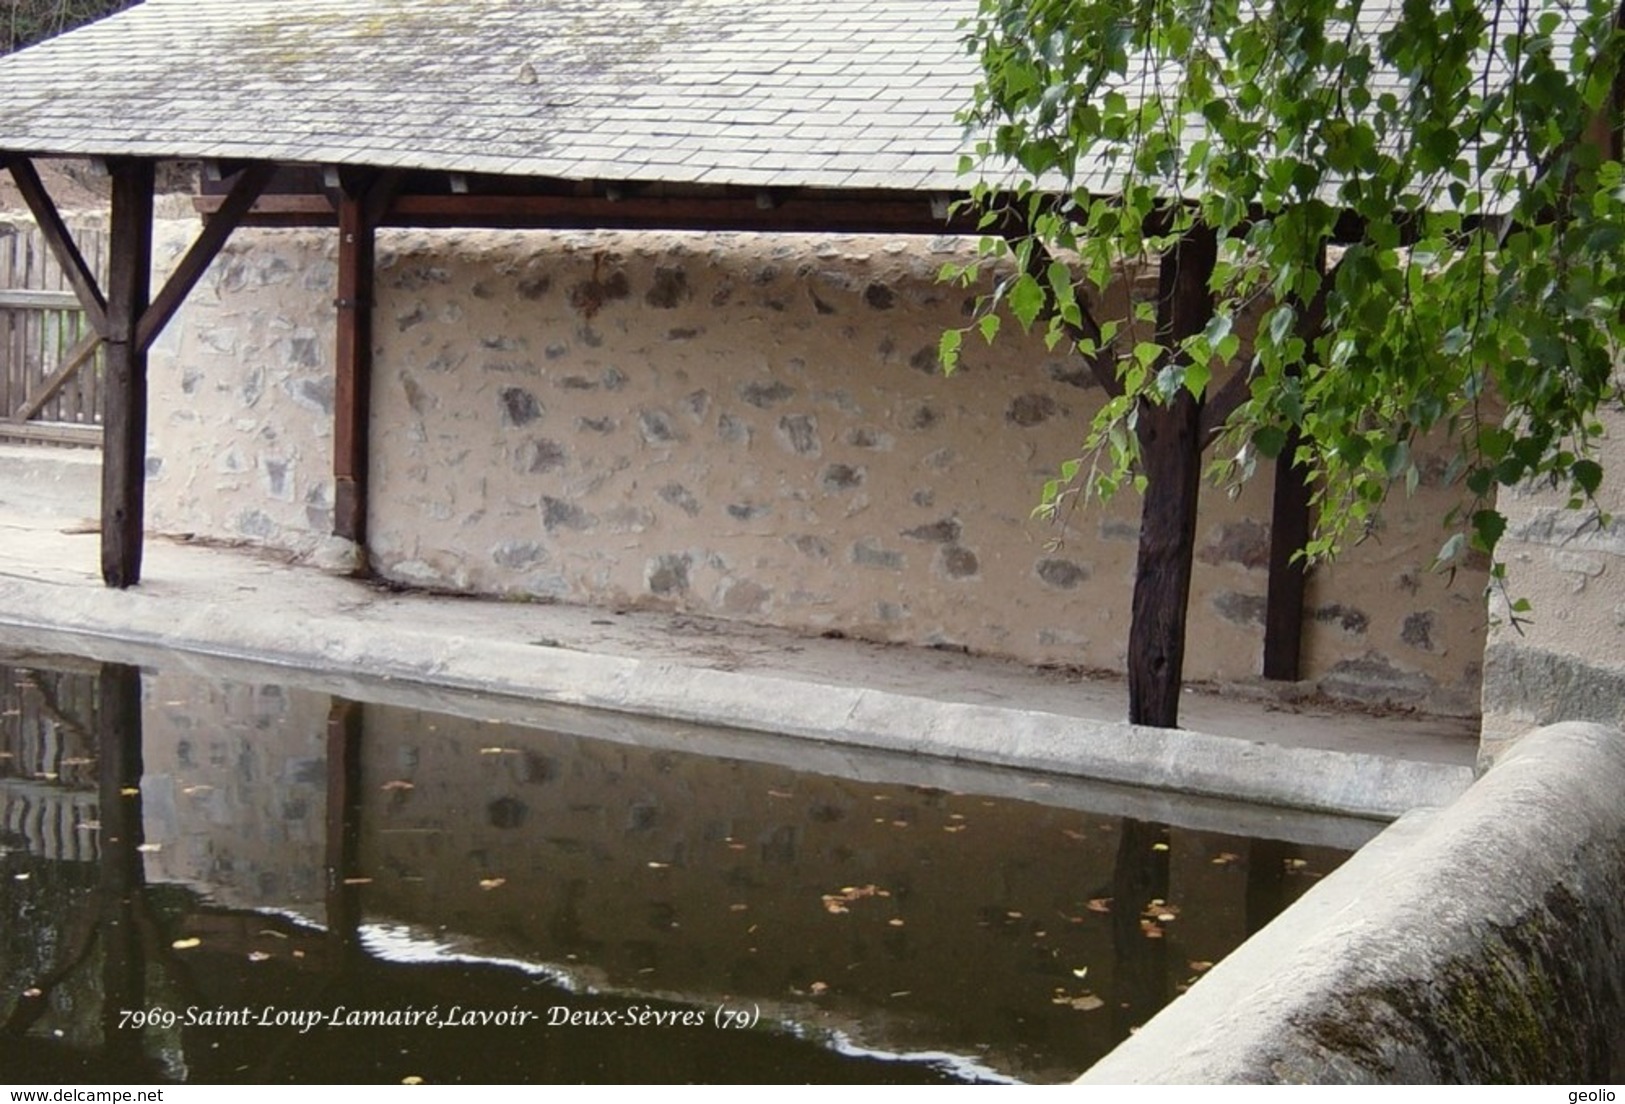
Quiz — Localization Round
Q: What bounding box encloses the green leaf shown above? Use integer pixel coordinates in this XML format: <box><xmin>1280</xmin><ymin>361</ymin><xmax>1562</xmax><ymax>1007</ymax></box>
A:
<box><xmin>978</xmin><ymin>314</ymin><xmax>1002</xmax><ymax>344</ymax></box>
<box><xmin>1009</xmin><ymin>273</ymin><xmax>1046</xmax><ymax>330</ymax></box>
<box><xmin>938</xmin><ymin>328</ymin><xmax>962</xmax><ymax>374</ymax></box>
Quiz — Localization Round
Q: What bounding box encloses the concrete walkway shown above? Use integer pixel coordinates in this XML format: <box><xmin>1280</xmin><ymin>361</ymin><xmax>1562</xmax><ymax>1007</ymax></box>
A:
<box><xmin>0</xmin><ymin>444</ymin><xmax>1478</xmax><ymax>819</ymax></box>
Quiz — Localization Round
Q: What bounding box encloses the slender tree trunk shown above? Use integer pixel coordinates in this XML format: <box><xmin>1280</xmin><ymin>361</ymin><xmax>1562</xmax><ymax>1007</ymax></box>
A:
<box><xmin>1126</xmin><ymin>226</ymin><xmax>1216</xmax><ymax>728</ymax></box>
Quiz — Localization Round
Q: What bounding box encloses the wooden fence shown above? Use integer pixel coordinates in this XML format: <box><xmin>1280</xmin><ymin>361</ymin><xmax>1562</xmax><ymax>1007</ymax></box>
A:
<box><xmin>0</xmin><ymin>220</ymin><xmax>106</xmax><ymax>446</ymax></box>
<box><xmin>0</xmin><ymin>659</ymin><xmax>101</xmax><ymax>863</ymax></box>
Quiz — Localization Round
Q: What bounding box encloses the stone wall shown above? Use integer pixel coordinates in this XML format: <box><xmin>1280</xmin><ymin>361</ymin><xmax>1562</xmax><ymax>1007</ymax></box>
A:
<box><xmin>1481</xmin><ymin>416</ymin><xmax>1625</xmax><ymax>762</ymax></box>
<box><xmin>145</xmin><ymin>223</ymin><xmax>1487</xmax><ymax>713</ymax></box>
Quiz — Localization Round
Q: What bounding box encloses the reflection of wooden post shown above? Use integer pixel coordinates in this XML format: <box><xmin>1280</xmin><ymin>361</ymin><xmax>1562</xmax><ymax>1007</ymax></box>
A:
<box><xmin>1244</xmin><ymin>837</ymin><xmax>1293</xmax><ymax>936</ymax></box>
<box><xmin>96</xmin><ymin>662</ymin><xmax>145</xmax><ymax>1061</ymax></box>
<box><xmin>325</xmin><ymin>698</ymin><xmax>365</xmax><ymax>953</ymax></box>
<box><xmin>1109</xmin><ymin>818</ymin><xmax>1170</xmax><ymax>1038</ymax></box>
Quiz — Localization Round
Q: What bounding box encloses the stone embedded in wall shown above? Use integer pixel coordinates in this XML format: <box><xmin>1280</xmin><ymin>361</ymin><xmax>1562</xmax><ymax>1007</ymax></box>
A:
<box><xmin>1100</xmin><ymin>519</ymin><xmax>1139</xmax><ymax>542</ymax></box>
<box><xmin>903</xmin><ymin>518</ymin><xmax>961</xmax><ymax>544</ymax></box>
<box><xmin>603</xmin><ymin>505</ymin><xmax>656</xmax><ymax>533</ymax></box>
<box><xmin>261</xmin><ymin>457</ymin><xmax>293</xmax><ymax>501</ymax></box>
<box><xmin>1213</xmin><ymin>590</ymin><xmax>1268</xmax><ymax>626</ymax></box>
<box><xmin>286</xmin><ymin>376</ymin><xmax>335</xmax><ymax>415</ymax></box>
<box><xmin>568</xmin><ymin>265</ymin><xmax>631</xmax><ymax>318</ymax></box>
<box><xmin>908</xmin><ymin>404</ymin><xmax>942</xmax><ymax>431</ymax></box>
<box><xmin>559</xmin><ymin>374</ymin><xmax>596</xmax><ymax>390</ymax></box>
<box><xmin>846</xmin><ymin>426</ymin><xmax>894</xmax><ymax>451</ymax></box>
<box><xmin>303</xmin><ymin>484</ymin><xmax>332</xmax><ymax>532</ymax></box>
<box><xmin>500</xmin><ymin>387</ymin><xmax>543</xmax><ymax>427</ymax></box>
<box><xmin>852</xmin><ymin>539</ymin><xmax>904</xmax><ymax>571</ymax></box>
<box><xmin>646</xmin><ymin>552</ymin><xmax>692</xmax><ymax>596</ymax></box>
<box><xmin>493</xmin><ymin>541</ymin><xmax>549</xmax><ymax>569</ymax></box>
<box><xmin>638</xmin><ymin>408</ymin><xmax>683</xmax><ymax>444</ymax></box>
<box><xmin>646</xmin><ymin>266</ymin><xmax>691</xmax><ymax>309</ymax></box>
<box><xmin>517</xmin><ymin>438</ymin><xmax>567</xmax><ymax>474</ymax></box>
<box><xmin>541</xmin><ymin>496</ymin><xmax>596</xmax><ymax>534</ymax></box>
<box><xmin>1006</xmin><ymin>393</ymin><xmax>1061</xmax><ymax>428</ymax></box>
<box><xmin>912</xmin><ymin>489</ymin><xmax>936</xmax><ymax>508</ymax></box>
<box><xmin>739</xmin><ymin>380</ymin><xmax>795</xmax><ymax>409</ymax></box>
<box><xmin>577</xmin><ymin>416</ymin><xmax>615</xmax><ymax>434</ymax></box>
<box><xmin>719</xmin><ymin>578</ymin><xmax>771</xmax><ymax>615</ymax></box>
<box><xmin>517</xmin><ymin>274</ymin><xmax>551</xmax><ymax>300</ymax></box>
<box><xmin>1318</xmin><ymin>651</ymin><xmax>1435</xmax><ymax>707</ymax></box>
<box><xmin>1402</xmin><ymin>610</ymin><xmax>1437</xmax><ymax>651</ymax></box>
<box><xmin>921</xmin><ymin>447</ymin><xmax>957</xmax><ymax>472</ymax></box>
<box><xmin>938</xmin><ymin>545</ymin><xmax>980</xmax><ymax>580</ymax></box>
<box><xmin>1199</xmin><ymin>518</ymin><xmax>1270</xmax><ymax>570</ymax></box>
<box><xmin>400</xmin><ymin>372</ymin><xmax>435</xmax><ymax>416</ymax></box>
<box><xmin>1314</xmin><ymin>603</ymin><xmax>1370</xmax><ymax>634</ymax></box>
<box><xmin>682</xmin><ymin>390</ymin><xmax>711</xmax><ymax>422</ymax></box>
<box><xmin>821</xmin><ymin>464</ymin><xmax>865</xmax><ymax>492</ymax></box>
<box><xmin>657</xmin><ymin>483</ymin><xmax>702</xmax><ymax>517</ymax></box>
<box><xmin>863</xmin><ymin>283</ymin><xmax>896</xmax><ymax>310</ymax></box>
<box><xmin>717</xmin><ymin>413</ymin><xmax>752</xmax><ymax>444</ymax></box>
<box><xmin>789</xmin><ymin>534</ymin><xmax>830</xmax><ymax>561</ymax></box>
<box><xmin>1036</xmin><ymin>558</ymin><xmax>1090</xmax><ymax>589</ymax></box>
<box><xmin>1045</xmin><ymin>360</ymin><xmax>1101</xmax><ymax>390</ymax></box>
<box><xmin>908</xmin><ymin>345</ymin><xmax>939</xmax><ymax>375</ymax></box>
<box><xmin>877</xmin><ymin>601</ymin><xmax>908</xmax><ymax>622</ymax></box>
<box><xmin>235</xmin><ymin>509</ymin><xmax>276</xmax><ymax>539</ymax></box>
<box><xmin>776</xmin><ymin>414</ymin><xmax>821</xmax><ymax>456</ymax></box>
<box><xmin>727</xmin><ymin>502</ymin><xmax>771</xmax><ymax>521</ymax></box>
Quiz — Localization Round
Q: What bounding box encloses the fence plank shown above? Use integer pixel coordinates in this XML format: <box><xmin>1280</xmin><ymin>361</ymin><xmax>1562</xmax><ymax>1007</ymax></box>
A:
<box><xmin>0</xmin><ymin>288</ymin><xmax>80</xmax><ymax>310</ymax></box>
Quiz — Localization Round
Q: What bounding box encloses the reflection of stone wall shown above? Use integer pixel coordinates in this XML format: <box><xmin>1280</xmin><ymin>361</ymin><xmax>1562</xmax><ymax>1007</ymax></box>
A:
<box><xmin>1482</xmin><ymin>417</ymin><xmax>1625</xmax><ymax>763</ymax></box>
<box><xmin>145</xmin><ymin>225</ymin><xmax>1486</xmax><ymax>713</ymax></box>
<box><xmin>355</xmin><ymin>703</ymin><xmax>1344</xmax><ymax>1079</ymax></box>
<box><xmin>138</xmin><ymin>672</ymin><xmax>331</xmax><ymax>911</ymax></box>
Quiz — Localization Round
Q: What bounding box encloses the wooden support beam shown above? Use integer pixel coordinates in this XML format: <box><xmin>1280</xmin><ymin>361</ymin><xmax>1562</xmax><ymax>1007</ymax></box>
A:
<box><xmin>332</xmin><ymin>175</ymin><xmax>378</xmax><ymax>555</ymax></box>
<box><xmin>101</xmin><ymin>160</ymin><xmax>155</xmax><ymax>589</ymax></box>
<box><xmin>136</xmin><ymin>162</ymin><xmax>275</xmax><ymax>352</ymax></box>
<box><xmin>1262</xmin><ymin>433</ymin><xmax>1312</xmax><ymax>680</ymax></box>
<box><xmin>1127</xmin><ymin>226</ymin><xmax>1217</xmax><ymax>728</ymax></box>
<box><xmin>2</xmin><ymin>155</ymin><xmax>109</xmax><ymax>337</ymax></box>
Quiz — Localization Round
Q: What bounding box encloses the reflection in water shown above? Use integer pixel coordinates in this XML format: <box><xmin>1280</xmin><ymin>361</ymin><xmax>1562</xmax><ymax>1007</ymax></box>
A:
<box><xmin>0</xmin><ymin>653</ymin><xmax>1356</xmax><ymax>1084</ymax></box>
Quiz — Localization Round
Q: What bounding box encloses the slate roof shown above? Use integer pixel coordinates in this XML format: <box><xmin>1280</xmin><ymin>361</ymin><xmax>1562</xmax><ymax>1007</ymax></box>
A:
<box><xmin>0</xmin><ymin>0</ymin><xmax>982</xmax><ymax>193</ymax></box>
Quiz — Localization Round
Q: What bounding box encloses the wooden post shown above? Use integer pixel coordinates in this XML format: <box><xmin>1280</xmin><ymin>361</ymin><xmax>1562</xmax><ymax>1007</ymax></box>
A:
<box><xmin>1127</xmin><ymin>227</ymin><xmax>1216</xmax><ymax>728</ymax></box>
<box><xmin>102</xmin><ymin>160</ymin><xmax>154</xmax><ymax>589</ymax></box>
<box><xmin>333</xmin><ymin>178</ymin><xmax>376</xmax><ymax>558</ymax></box>
<box><xmin>1262</xmin><ymin>433</ymin><xmax>1312</xmax><ymax>680</ymax></box>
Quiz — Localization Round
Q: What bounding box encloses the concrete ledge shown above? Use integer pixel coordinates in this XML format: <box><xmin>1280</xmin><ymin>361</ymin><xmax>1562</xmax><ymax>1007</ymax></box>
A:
<box><xmin>0</xmin><ymin>563</ymin><xmax>1471</xmax><ymax>819</ymax></box>
<box><xmin>1081</xmin><ymin>721</ymin><xmax>1625</xmax><ymax>1083</ymax></box>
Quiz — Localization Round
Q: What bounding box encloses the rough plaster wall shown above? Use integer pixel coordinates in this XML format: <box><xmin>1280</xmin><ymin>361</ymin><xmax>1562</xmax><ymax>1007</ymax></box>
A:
<box><xmin>1481</xmin><ymin>408</ymin><xmax>1625</xmax><ymax>763</ymax></box>
<box><xmin>145</xmin><ymin>224</ymin><xmax>1484</xmax><ymax>713</ymax></box>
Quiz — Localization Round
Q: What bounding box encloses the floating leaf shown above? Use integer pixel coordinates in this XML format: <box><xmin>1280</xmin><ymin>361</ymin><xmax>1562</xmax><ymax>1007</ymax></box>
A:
<box><xmin>172</xmin><ymin>938</ymin><xmax>202</xmax><ymax>950</ymax></box>
<box><xmin>646</xmin><ymin>862</ymin><xmax>670</xmax><ymax>870</ymax></box>
<box><xmin>1211</xmin><ymin>852</ymin><xmax>1240</xmax><ymax>866</ymax></box>
<box><xmin>22</xmin><ymin>988</ymin><xmax>41</xmax><ymax>999</ymax></box>
<box><xmin>888</xmin><ymin>918</ymin><xmax>906</xmax><ymax>927</ymax></box>
<box><xmin>402</xmin><ymin>1076</ymin><xmax>424</xmax><ymax>1086</ymax></box>
<box><xmin>1071</xmin><ymin>966</ymin><xmax>1089</xmax><ymax>980</ymax></box>
<box><xmin>1189</xmin><ymin>960</ymin><xmax>1214</xmax><ymax>973</ymax></box>
<box><xmin>120</xmin><ymin>787</ymin><xmax>140</xmax><ymax>796</ymax></box>
<box><xmin>380</xmin><ymin>780</ymin><xmax>415</xmax><ymax>792</ymax></box>
<box><xmin>342</xmin><ymin>877</ymin><xmax>373</xmax><ymax>885</ymax></box>
<box><xmin>809</xmin><ymin>981</ymin><xmax>829</xmax><ymax>996</ymax></box>
<box><xmin>136</xmin><ymin>843</ymin><xmax>162</xmax><ymax>853</ymax></box>
<box><xmin>479</xmin><ymin>878</ymin><xmax>507</xmax><ymax>890</ymax></box>
<box><xmin>247</xmin><ymin>951</ymin><xmax>271</xmax><ymax>963</ymax></box>
<box><xmin>1085</xmin><ymin>898</ymin><xmax>1113</xmax><ymax>913</ymax></box>
<box><xmin>1152</xmin><ymin>842</ymin><xmax>1170</xmax><ymax>852</ymax></box>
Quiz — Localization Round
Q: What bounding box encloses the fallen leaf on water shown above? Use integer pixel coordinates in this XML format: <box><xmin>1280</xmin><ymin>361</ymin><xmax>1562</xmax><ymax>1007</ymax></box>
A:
<box><xmin>61</xmin><ymin>757</ymin><xmax>93</xmax><ymax>766</ymax></box>
<box><xmin>729</xmin><ymin>904</ymin><xmax>748</xmax><ymax>912</ymax></box>
<box><xmin>1285</xmin><ymin>858</ymin><xmax>1309</xmax><ymax>871</ymax></box>
<box><xmin>381</xmin><ymin>780</ymin><xmax>415</xmax><ymax>792</ymax></box>
<box><xmin>402</xmin><ymin>1076</ymin><xmax>424</xmax><ymax>1085</ymax></box>
<box><xmin>767</xmin><ymin>789</ymin><xmax>793</xmax><ymax>798</ymax></box>
<box><xmin>1189</xmin><ymin>960</ymin><xmax>1214</xmax><ymax>973</ymax></box>
<box><xmin>172</xmin><ymin>938</ymin><xmax>201</xmax><ymax>950</ymax></box>
<box><xmin>1062</xmin><ymin>829</ymin><xmax>1087</xmax><ymax>841</ymax></box>
<box><xmin>259</xmin><ymin>930</ymin><xmax>289</xmax><ymax>940</ymax></box>
<box><xmin>889</xmin><ymin>991</ymin><xmax>912</xmax><ymax>998</ymax></box>
<box><xmin>479</xmin><ymin>878</ymin><xmax>507</xmax><ymax>890</ymax></box>
<box><xmin>247</xmin><ymin>951</ymin><xmax>271</xmax><ymax>963</ymax></box>
<box><xmin>292</xmin><ymin>950</ymin><xmax>305</xmax><ymax>959</ymax></box>
<box><xmin>120</xmin><ymin>787</ymin><xmax>140</xmax><ymax>796</ymax></box>
<box><xmin>342</xmin><ymin>877</ymin><xmax>373</xmax><ymax>885</ymax></box>
<box><xmin>1085</xmin><ymin>898</ymin><xmax>1113</xmax><ymax>913</ymax></box>
<box><xmin>809</xmin><ymin>981</ymin><xmax>829</xmax><ymax>996</ymax></box>
<box><xmin>479</xmin><ymin>747</ymin><xmax>518</xmax><ymax>755</ymax></box>
<box><xmin>23</xmin><ymin>988</ymin><xmax>42</xmax><ymax>999</ymax></box>
<box><xmin>646</xmin><ymin>861</ymin><xmax>670</xmax><ymax>870</ymax></box>
<box><xmin>182</xmin><ymin>785</ymin><xmax>214</xmax><ymax>796</ymax></box>
<box><xmin>1071</xmin><ymin>967</ymin><xmax>1089</xmax><ymax>980</ymax></box>
<box><xmin>1052</xmin><ymin>994</ymin><xmax>1105</xmax><ymax>1012</ymax></box>
<box><xmin>727</xmin><ymin>843</ymin><xmax>746</xmax><ymax>851</ymax></box>
<box><xmin>136</xmin><ymin>843</ymin><xmax>161</xmax><ymax>853</ymax></box>
<box><xmin>887</xmin><ymin>918</ymin><xmax>905</xmax><ymax>927</ymax></box>
<box><xmin>943</xmin><ymin>824</ymin><xmax>967</xmax><ymax>833</ymax></box>
<box><xmin>948</xmin><ymin>813</ymin><xmax>966</xmax><ymax>821</ymax></box>
<box><xmin>13</xmin><ymin>874</ymin><xmax>29</xmax><ymax>881</ymax></box>
<box><xmin>1211</xmin><ymin>852</ymin><xmax>1240</xmax><ymax>866</ymax></box>
<box><xmin>77</xmin><ymin>821</ymin><xmax>100</xmax><ymax>831</ymax></box>
<box><xmin>1006</xmin><ymin>911</ymin><xmax>1023</xmax><ymax>919</ymax></box>
<box><xmin>1152</xmin><ymin>842</ymin><xmax>1170</xmax><ymax>852</ymax></box>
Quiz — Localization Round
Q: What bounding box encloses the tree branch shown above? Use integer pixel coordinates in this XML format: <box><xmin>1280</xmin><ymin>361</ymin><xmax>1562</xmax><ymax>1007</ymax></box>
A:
<box><xmin>1017</xmin><ymin>235</ymin><xmax>1125</xmax><ymax>398</ymax></box>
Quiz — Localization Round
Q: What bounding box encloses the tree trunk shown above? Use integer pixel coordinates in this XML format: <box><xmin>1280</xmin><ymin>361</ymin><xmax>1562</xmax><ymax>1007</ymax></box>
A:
<box><xmin>1126</xmin><ymin>226</ymin><xmax>1216</xmax><ymax>728</ymax></box>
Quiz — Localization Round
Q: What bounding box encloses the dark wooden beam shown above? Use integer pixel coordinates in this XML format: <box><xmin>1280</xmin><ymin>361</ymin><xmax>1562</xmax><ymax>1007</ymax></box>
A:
<box><xmin>135</xmin><ymin>162</ymin><xmax>275</xmax><ymax>353</ymax></box>
<box><xmin>101</xmin><ymin>159</ymin><xmax>155</xmax><ymax>589</ymax></box>
<box><xmin>332</xmin><ymin>175</ymin><xmax>378</xmax><ymax>556</ymax></box>
<box><xmin>1262</xmin><ymin>432</ymin><xmax>1313</xmax><ymax>681</ymax></box>
<box><xmin>1127</xmin><ymin>226</ymin><xmax>1217</xmax><ymax>728</ymax></box>
<box><xmin>3</xmin><ymin>155</ymin><xmax>109</xmax><ymax>337</ymax></box>
<box><xmin>197</xmin><ymin>189</ymin><xmax>978</xmax><ymax>235</ymax></box>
